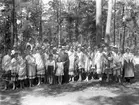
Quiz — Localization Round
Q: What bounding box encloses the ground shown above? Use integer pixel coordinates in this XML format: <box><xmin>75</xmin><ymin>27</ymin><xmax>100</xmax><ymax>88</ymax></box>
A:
<box><xmin>1</xmin><ymin>68</ymin><xmax>139</xmax><ymax>105</ymax></box>
<box><xmin>1</xmin><ymin>77</ymin><xmax>139</xmax><ymax>105</ymax></box>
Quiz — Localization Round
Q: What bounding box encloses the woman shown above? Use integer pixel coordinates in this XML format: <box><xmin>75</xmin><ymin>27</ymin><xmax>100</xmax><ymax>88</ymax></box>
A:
<box><xmin>122</xmin><ymin>48</ymin><xmax>135</xmax><ymax>83</ymax></box>
<box><xmin>43</xmin><ymin>48</ymin><xmax>49</xmax><ymax>83</ymax></box>
<box><xmin>68</xmin><ymin>47</ymin><xmax>76</xmax><ymax>82</ymax></box>
<box><xmin>17</xmin><ymin>53</ymin><xmax>26</xmax><ymax>89</ymax></box>
<box><xmin>11</xmin><ymin>51</ymin><xmax>18</xmax><ymax>90</ymax></box>
<box><xmin>33</xmin><ymin>48</ymin><xmax>45</xmax><ymax>85</ymax></box>
<box><xmin>25</xmin><ymin>47</ymin><xmax>36</xmax><ymax>87</ymax></box>
<box><xmin>46</xmin><ymin>54</ymin><xmax>55</xmax><ymax>84</ymax></box>
<box><xmin>102</xmin><ymin>47</ymin><xmax>113</xmax><ymax>82</ymax></box>
<box><xmin>76</xmin><ymin>47</ymin><xmax>85</xmax><ymax>81</ymax></box>
<box><xmin>84</xmin><ymin>47</ymin><xmax>92</xmax><ymax>81</ymax></box>
<box><xmin>2</xmin><ymin>50</ymin><xmax>11</xmax><ymax>90</ymax></box>
<box><xmin>94</xmin><ymin>46</ymin><xmax>104</xmax><ymax>81</ymax></box>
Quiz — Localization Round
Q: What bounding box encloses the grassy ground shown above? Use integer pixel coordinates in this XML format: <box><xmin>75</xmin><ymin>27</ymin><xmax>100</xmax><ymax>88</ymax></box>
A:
<box><xmin>1</xmin><ymin>66</ymin><xmax>139</xmax><ymax>105</ymax></box>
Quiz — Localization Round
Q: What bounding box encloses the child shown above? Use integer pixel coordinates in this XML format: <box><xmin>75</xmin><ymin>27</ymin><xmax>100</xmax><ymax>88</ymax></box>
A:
<box><xmin>46</xmin><ymin>54</ymin><xmax>55</xmax><ymax>85</ymax></box>
<box><xmin>55</xmin><ymin>56</ymin><xmax>64</xmax><ymax>85</ymax></box>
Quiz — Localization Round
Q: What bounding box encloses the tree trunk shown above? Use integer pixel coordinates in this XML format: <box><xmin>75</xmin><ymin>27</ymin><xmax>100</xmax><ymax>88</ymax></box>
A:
<box><xmin>96</xmin><ymin>0</ymin><xmax>102</xmax><ymax>46</ymax></box>
<box><xmin>105</xmin><ymin>0</ymin><xmax>113</xmax><ymax>45</ymax></box>
<box><xmin>113</xmin><ymin>0</ymin><xmax>116</xmax><ymax>45</ymax></box>
<box><xmin>11</xmin><ymin>0</ymin><xmax>16</xmax><ymax>48</ymax></box>
<box><xmin>38</xmin><ymin>0</ymin><xmax>42</xmax><ymax>41</ymax></box>
<box><xmin>122</xmin><ymin>5</ymin><xmax>125</xmax><ymax>53</ymax></box>
<box><xmin>75</xmin><ymin>1</ymin><xmax>80</xmax><ymax>42</ymax></box>
<box><xmin>58</xmin><ymin>0</ymin><xmax>62</xmax><ymax>46</ymax></box>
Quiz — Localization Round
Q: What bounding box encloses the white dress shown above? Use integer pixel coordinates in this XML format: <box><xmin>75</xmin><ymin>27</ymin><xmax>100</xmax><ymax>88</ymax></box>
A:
<box><xmin>25</xmin><ymin>54</ymin><xmax>36</xmax><ymax>79</ymax></box>
<box><xmin>94</xmin><ymin>51</ymin><xmax>103</xmax><ymax>74</ymax></box>
<box><xmin>68</xmin><ymin>51</ymin><xmax>75</xmax><ymax>75</ymax></box>
<box><xmin>11</xmin><ymin>58</ymin><xmax>18</xmax><ymax>81</ymax></box>
<box><xmin>85</xmin><ymin>53</ymin><xmax>92</xmax><ymax>72</ymax></box>
<box><xmin>2</xmin><ymin>55</ymin><xmax>11</xmax><ymax>72</ymax></box>
<box><xmin>17</xmin><ymin>56</ymin><xmax>27</xmax><ymax>80</ymax></box>
<box><xmin>77</xmin><ymin>52</ymin><xmax>85</xmax><ymax>69</ymax></box>
<box><xmin>55</xmin><ymin>62</ymin><xmax>64</xmax><ymax>76</ymax></box>
<box><xmin>33</xmin><ymin>53</ymin><xmax>45</xmax><ymax>77</ymax></box>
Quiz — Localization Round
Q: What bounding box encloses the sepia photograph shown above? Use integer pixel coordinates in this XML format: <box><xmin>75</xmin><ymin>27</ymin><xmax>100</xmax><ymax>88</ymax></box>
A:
<box><xmin>0</xmin><ymin>0</ymin><xmax>139</xmax><ymax>105</ymax></box>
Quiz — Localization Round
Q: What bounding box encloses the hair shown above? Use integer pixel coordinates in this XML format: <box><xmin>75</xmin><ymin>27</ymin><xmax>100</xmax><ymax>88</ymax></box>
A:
<box><xmin>26</xmin><ymin>45</ymin><xmax>31</xmax><ymax>50</ymax></box>
<box><xmin>49</xmin><ymin>54</ymin><xmax>53</xmax><ymax>58</ymax></box>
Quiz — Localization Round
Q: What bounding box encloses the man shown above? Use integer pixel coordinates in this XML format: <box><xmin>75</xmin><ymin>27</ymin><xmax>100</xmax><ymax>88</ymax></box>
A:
<box><xmin>59</xmin><ymin>46</ymin><xmax>69</xmax><ymax>83</ymax></box>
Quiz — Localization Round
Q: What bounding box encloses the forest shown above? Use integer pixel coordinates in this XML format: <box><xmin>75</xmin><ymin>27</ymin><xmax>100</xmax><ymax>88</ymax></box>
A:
<box><xmin>0</xmin><ymin>0</ymin><xmax>139</xmax><ymax>53</ymax></box>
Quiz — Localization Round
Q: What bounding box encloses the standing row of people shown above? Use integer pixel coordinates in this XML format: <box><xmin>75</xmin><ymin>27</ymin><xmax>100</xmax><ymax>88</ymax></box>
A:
<box><xmin>1</xmin><ymin>43</ymin><xmax>136</xmax><ymax>90</ymax></box>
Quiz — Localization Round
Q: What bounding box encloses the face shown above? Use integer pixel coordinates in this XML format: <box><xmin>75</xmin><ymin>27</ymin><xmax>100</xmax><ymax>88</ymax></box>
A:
<box><xmin>70</xmin><ymin>47</ymin><xmax>73</xmax><ymax>52</ymax></box>
<box><xmin>99</xmin><ymin>47</ymin><xmax>103</xmax><ymax>52</ymax></box>
<box><xmin>126</xmin><ymin>49</ymin><xmax>130</xmax><ymax>53</ymax></box>
<box><xmin>104</xmin><ymin>47</ymin><xmax>108</xmax><ymax>52</ymax></box>
<box><xmin>77</xmin><ymin>48</ymin><xmax>81</xmax><ymax>52</ymax></box>
<box><xmin>58</xmin><ymin>57</ymin><xmax>61</xmax><ymax>62</ymax></box>
<box><xmin>49</xmin><ymin>55</ymin><xmax>53</xmax><ymax>60</ymax></box>
<box><xmin>114</xmin><ymin>48</ymin><xmax>118</xmax><ymax>53</ymax></box>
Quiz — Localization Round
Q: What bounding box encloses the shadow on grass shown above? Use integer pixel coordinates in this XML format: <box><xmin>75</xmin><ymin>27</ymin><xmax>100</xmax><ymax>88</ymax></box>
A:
<box><xmin>1</xmin><ymin>68</ymin><xmax>139</xmax><ymax>105</ymax></box>
<box><xmin>77</xmin><ymin>85</ymin><xmax>139</xmax><ymax>105</ymax></box>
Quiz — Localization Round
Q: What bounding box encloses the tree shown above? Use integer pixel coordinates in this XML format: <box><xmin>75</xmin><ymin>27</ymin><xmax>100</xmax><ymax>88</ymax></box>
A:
<box><xmin>96</xmin><ymin>0</ymin><xmax>103</xmax><ymax>45</ymax></box>
<box><xmin>105</xmin><ymin>0</ymin><xmax>113</xmax><ymax>44</ymax></box>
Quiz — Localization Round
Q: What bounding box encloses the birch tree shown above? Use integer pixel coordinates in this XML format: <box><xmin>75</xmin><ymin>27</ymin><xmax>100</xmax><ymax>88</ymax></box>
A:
<box><xmin>96</xmin><ymin>0</ymin><xmax>102</xmax><ymax>45</ymax></box>
<box><xmin>105</xmin><ymin>0</ymin><xmax>113</xmax><ymax>44</ymax></box>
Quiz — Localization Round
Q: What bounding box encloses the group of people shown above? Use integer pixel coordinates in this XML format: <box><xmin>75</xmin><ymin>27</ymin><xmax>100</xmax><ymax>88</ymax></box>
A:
<box><xmin>1</xmin><ymin>41</ymin><xmax>136</xmax><ymax>90</ymax></box>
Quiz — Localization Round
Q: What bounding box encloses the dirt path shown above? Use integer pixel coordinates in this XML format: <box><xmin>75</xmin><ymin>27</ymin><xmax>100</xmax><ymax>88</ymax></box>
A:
<box><xmin>1</xmin><ymin>80</ymin><xmax>139</xmax><ymax>105</ymax></box>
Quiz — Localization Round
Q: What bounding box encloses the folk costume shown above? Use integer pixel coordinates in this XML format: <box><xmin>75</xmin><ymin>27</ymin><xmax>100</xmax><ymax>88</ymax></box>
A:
<box><xmin>123</xmin><ymin>50</ymin><xmax>135</xmax><ymax>82</ymax></box>
<box><xmin>94</xmin><ymin>50</ymin><xmax>103</xmax><ymax>75</ymax></box>
<box><xmin>2</xmin><ymin>54</ymin><xmax>11</xmax><ymax>81</ymax></box>
<box><xmin>112</xmin><ymin>52</ymin><xmax>123</xmax><ymax>83</ymax></box>
<box><xmin>55</xmin><ymin>58</ymin><xmax>64</xmax><ymax>84</ymax></box>
<box><xmin>17</xmin><ymin>55</ymin><xmax>26</xmax><ymax>88</ymax></box>
<box><xmin>17</xmin><ymin>55</ymin><xmax>27</xmax><ymax>80</ymax></box>
<box><xmin>26</xmin><ymin>53</ymin><xmax>36</xmax><ymax>79</ymax></box>
<box><xmin>68</xmin><ymin>50</ymin><xmax>76</xmax><ymax>76</ymax></box>
<box><xmin>84</xmin><ymin>51</ymin><xmax>92</xmax><ymax>81</ymax></box>
<box><xmin>103</xmin><ymin>50</ymin><xmax>113</xmax><ymax>82</ymax></box>
<box><xmin>11</xmin><ymin>56</ymin><xmax>18</xmax><ymax>90</ymax></box>
<box><xmin>68</xmin><ymin>49</ymin><xmax>76</xmax><ymax>82</ymax></box>
<box><xmin>25</xmin><ymin>52</ymin><xmax>36</xmax><ymax>87</ymax></box>
<box><xmin>2</xmin><ymin>54</ymin><xmax>11</xmax><ymax>90</ymax></box>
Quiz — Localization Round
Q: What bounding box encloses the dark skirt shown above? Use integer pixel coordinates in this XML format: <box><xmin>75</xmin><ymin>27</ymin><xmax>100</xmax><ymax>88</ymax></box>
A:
<box><xmin>11</xmin><ymin>72</ymin><xmax>18</xmax><ymax>81</ymax></box>
<box><xmin>2</xmin><ymin>70</ymin><xmax>11</xmax><ymax>81</ymax></box>
<box><xmin>123</xmin><ymin>60</ymin><xmax>134</xmax><ymax>78</ymax></box>
<box><xmin>48</xmin><ymin>66</ymin><xmax>54</xmax><ymax>75</ymax></box>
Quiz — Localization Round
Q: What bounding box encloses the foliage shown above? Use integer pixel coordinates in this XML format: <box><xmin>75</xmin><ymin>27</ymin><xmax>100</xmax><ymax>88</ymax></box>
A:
<box><xmin>0</xmin><ymin>0</ymin><xmax>139</xmax><ymax>51</ymax></box>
